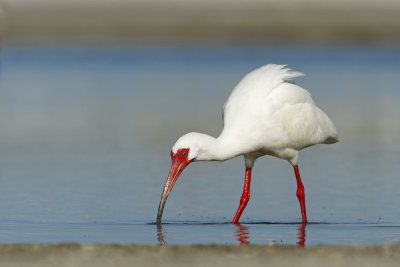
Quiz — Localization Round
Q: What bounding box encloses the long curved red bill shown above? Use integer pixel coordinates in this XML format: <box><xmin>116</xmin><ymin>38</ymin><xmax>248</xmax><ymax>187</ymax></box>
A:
<box><xmin>157</xmin><ymin>148</ymin><xmax>191</xmax><ymax>224</ymax></box>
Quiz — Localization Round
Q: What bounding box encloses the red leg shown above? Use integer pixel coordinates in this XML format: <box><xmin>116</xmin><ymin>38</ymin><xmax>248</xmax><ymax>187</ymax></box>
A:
<box><xmin>293</xmin><ymin>165</ymin><xmax>308</xmax><ymax>223</ymax></box>
<box><xmin>232</xmin><ymin>168</ymin><xmax>252</xmax><ymax>224</ymax></box>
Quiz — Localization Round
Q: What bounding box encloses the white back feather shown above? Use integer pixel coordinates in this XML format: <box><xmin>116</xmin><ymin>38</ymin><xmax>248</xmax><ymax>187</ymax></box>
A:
<box><xmin>222</xmin><ymin>64</ymin><xmax>304</xmax><ymax>126</ymax></box>
<box><xmin>234</xmin><ymin>64</ymin><xmax>304</xmax><ymax>96</ymax></box>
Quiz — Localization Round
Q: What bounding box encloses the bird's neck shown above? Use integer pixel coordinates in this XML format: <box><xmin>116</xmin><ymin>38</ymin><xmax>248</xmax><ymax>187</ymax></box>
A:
<box><xmin>194</xmin><ymin>133</ymin><xmax>241</xmax><ymax>162</ymax></box>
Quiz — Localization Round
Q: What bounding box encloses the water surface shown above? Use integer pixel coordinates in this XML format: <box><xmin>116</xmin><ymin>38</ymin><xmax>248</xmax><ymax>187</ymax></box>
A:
<box><xmin>0</xmin><ymin>43</ymin><xmax>399</xmax><ymax>246</ymax></box>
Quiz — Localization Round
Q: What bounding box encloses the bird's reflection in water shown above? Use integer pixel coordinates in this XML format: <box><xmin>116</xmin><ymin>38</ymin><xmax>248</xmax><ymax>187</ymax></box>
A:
<box><xmin>157</xmin><ymin>224</ymin><xmax>167</xmax><ymax>246</ymax></box>
<box><xmin>297</xmin><ymin>223</ymin><xmax>306</xmax><ymax>246</ymax></box>
<box><xmin>234</xmin><ymin>223</ymin><xmax>307</xmax><ymax>246</ymax></box>
<box><xmin>156</xmin><ymin>222</ymin><xmax>306</xmax><ymax>246</ymax></box>
<box><xmin>234</xmin><ymin>224</ymin><xmax>250</xmax><ymax>245</ymax></box>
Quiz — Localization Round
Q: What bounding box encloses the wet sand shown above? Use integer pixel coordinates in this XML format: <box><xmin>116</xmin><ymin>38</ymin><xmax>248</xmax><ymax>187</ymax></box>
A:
<box><xmin>0</xmin><ymin>244</ymin><xmax>399</xmax><ymax>267</ymax></box>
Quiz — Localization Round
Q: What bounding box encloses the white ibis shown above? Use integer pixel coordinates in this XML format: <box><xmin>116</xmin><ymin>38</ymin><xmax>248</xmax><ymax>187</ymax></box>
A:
<box><xmin>157</xmin><ymin>64</ymin><xmax>338</xmax><ymax>224</ymax></box>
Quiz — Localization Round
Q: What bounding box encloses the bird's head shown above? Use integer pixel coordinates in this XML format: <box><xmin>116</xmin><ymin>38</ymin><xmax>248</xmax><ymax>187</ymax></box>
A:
<box><xmin>157</xmin><ymin>132</ymin><xmax>213</xmax><ymax>224</ymax></box>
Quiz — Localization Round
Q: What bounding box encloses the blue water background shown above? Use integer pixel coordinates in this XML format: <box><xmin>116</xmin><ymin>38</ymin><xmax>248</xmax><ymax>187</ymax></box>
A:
<box><xmin>0</xmin><ymin>43</ymin><xmax>399</xmax><ymax>245</ymax></box>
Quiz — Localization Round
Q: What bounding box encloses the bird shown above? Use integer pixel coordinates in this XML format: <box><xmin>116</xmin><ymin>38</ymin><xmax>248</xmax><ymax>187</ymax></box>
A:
<box><xmin>157</xmin><ymin>64</ymin><xmax>338</xmax><ymax>224</ymax></box>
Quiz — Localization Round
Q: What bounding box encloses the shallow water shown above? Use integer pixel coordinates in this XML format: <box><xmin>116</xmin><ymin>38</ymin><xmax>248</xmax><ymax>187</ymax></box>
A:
<box><xmin>0</xmin><ymin>43</ymin><xmax>399</xmax><ymax>246</ymax></box>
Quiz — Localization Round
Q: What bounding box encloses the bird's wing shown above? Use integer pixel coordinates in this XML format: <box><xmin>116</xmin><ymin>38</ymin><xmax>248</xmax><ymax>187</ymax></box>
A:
<box><xmin>221</xmin><ymin>64</ymin><xmax>337</xmax><ymax>151</ymax></box>
<box><xmin>267</xmin><ymin>82</ymin><xmax>338</xmax><ymax>149</ymax></box>
<box><xmin>222</xmin><ymin>64</ymin><xmax>304</xmax><ymax>127</ymax></box>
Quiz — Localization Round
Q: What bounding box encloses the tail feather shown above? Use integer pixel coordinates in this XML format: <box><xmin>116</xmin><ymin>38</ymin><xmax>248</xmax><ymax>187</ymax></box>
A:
<box><xmin>324</xmin><ymin>135</ymin><xmax>339</xmax><ymax>144</ymax></box>
<box><xmin>241</xmin><ymin>64</ymin><xmax>305</xmax><ymax>92</ymax></box>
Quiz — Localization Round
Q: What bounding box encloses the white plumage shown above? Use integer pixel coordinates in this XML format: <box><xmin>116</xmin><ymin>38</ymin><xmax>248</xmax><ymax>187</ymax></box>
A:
<box><xmin>158</xmin><ymin>64</ymin><xmax>338</xmax><ymax>224</ymax></box>
<box><xmin>173</xmin><ymin>64</ymin><xmax>338</xmax><ymax>166</ymax></box>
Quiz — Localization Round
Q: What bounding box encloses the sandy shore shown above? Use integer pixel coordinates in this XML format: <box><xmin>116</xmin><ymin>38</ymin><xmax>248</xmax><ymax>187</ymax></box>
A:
<box><xmin>0</xmin><ymin>244</ymin><xmax>398</xmax><ymax>267</ymax></box>
<box><xmin>2</xmin><ymin>2</ymin><xmax>400</xmax><ymax>43</ymax></box>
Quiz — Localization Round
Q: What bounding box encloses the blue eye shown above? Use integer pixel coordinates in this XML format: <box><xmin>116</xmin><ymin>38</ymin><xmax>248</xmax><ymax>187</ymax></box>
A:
<box><xmin>182</xmin><ymin>152</ymin><xmax>188</xmax><ymax>157</ymax></box>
